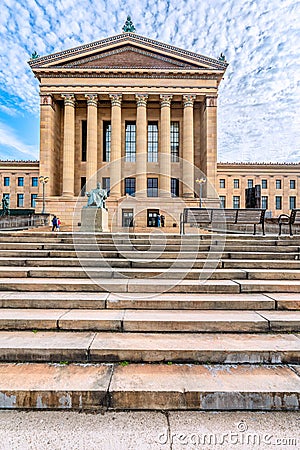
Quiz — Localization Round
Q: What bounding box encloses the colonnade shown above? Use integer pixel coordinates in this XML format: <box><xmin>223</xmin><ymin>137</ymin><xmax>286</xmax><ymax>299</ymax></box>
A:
<box><xmin>60</xmin><ymin>93</ymin><xmax>216</xmax><ymax>198</ymax></box>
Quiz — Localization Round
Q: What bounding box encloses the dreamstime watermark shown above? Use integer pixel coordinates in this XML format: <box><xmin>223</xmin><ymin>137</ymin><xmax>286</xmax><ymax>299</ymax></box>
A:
<box><xmin>157</xmin><ymin>421</ymin><xmax>298</xmax><ymax>447</ymax></box>
<box><xmin>72</xmin><ymin>155</ymin><xmax>227</xmax><ymax>295</ymax></box>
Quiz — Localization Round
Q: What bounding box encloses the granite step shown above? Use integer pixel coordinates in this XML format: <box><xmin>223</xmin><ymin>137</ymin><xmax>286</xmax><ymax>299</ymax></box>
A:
<box><xmin>0</xmin><ymin>331</ymin><xmax>299</xmax><ymax>364</ymax></box>
<box><xmin>0</xmin><ymin>363</ymin><xmax>299</xmax><ymax>410</ymax></box>
<box><xmin>0</xmin><ymin>292</ymin><xmax>274</xmax><ymax>310</ymax></box>
<box><xmin>0</xmin><ymin>308</ymin><xmax>279</xmax><ymax>332</ymax></box>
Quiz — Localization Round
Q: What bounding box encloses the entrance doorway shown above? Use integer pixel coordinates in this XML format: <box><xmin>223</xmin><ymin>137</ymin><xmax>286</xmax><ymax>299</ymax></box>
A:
<box><xmin>147</xmin><ymin>209</ymin><xmax>159</xmax><ymax>227</ymax></box>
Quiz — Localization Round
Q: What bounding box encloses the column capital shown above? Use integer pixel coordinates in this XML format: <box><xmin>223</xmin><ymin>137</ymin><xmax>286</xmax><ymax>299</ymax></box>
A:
<box><xmin>109</xmin><ymin>94</ymin><xmax>122</xmax><ymax>107</ymax></box>
<box><xmin>183</xmin><ymin>95</ymin><xmax>196</xmax><ymax>108</ymax></box>
<box><xmin>160</xmin><ymin>94</ymin><xmax>173</xmax><ymax>108</ymax></box>
<box><xmin>40</xmin><ymin>94</ymin><xmax>54</xmax><ymax>107</ymax></box>
<box><xmin>61</xmin><ymin>94</ymin><xmax>75</xmax><ymax>107</ymax></box>
<box><xmin>135</xmin><ymin>94</ymin><xmax>148</xmax><ymax>107</ymax></box>
<box><xmin>205</xmin><ymin>96</ymin><xmax>217</xmax><ymax>107</ymax></box>
<box><xmin>85</xmin><ymin>93</ymin><xmax>98</xmax><ymax>107</ymax></box>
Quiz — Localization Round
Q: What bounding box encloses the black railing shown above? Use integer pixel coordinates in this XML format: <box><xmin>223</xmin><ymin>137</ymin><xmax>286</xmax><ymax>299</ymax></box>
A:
<box><xmin>0</xmin><ymin>214</ymin><xmax>50</xmax><ymax>230</ymax></box>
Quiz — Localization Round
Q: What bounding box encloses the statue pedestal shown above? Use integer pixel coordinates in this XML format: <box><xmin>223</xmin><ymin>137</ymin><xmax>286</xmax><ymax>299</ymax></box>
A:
<box><xmin>80</xmin><ymin>207</ymin><xmax>109</xmax><ymax>232</ymax></box>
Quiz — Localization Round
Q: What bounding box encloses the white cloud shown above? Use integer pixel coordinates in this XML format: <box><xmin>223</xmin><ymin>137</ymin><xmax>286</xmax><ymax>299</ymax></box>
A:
<box><xmin>0</xmin><ymin>121</ymin><xmax>38</xmax><ymax>159</ymax></box>
<box><xmin>0</xmin><ymin>0</ymin><xmax>299</xmax><ymax>161</ymax></box>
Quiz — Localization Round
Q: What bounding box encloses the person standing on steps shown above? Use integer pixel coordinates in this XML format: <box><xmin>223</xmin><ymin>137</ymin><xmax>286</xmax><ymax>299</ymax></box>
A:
<box><xmin>56</xmin><ymin>218</ymin><xmax>61</xmax><ymax>232</ymax></box>
<box><xmin>51</xmin><ymin>215</ymin><xmax>57</xmax><ymax>231</ymax></box>
<box><xmin>157</xmin><ymin>213</ymin><xmax>161</xmax><ymax>227</ymax></box>
<box><xmin>161</xmin><ymin>215</ymin><xmax>165</xmax><ymax>227</ymax></box>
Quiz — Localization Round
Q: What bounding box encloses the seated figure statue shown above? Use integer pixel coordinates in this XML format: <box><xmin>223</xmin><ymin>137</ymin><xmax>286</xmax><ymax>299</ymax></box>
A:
<box><xmin>86</xmin><ymin>182</ymin><xmax>107</xmax><ymax>209</ymax></box>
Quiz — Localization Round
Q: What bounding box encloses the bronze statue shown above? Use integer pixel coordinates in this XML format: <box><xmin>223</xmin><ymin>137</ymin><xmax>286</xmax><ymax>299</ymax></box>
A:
<box><xmin>1</xmin><ymin>195</ymin><xmax>9</xmax><ymax>216</ymax></box>
<box><xmin>86</xmin><ymin>182</ymin><xmax>107</xmax><ymax>209</ymax></box>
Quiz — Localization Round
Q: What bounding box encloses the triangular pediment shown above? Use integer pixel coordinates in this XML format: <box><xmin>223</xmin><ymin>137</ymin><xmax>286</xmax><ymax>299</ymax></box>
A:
<box><xmin>29</xmin><ymin>33</ymin><xmax>228</xmax><ymax>72</ymax></box>
<box><xmin>54</xmin><ymin>45</ymin><xmax>202</xmax><ymax>70</ymax></box>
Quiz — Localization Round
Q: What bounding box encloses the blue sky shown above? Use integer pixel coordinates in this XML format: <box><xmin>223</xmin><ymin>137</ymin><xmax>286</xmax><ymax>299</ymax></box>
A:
<box><xmin>0</xmin><ymin>0</ymin><xmax>299</xmax><ymax>162</ymax></box>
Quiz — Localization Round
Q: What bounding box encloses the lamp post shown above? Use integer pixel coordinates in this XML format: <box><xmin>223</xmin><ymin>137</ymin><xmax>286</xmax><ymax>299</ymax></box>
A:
<box><xmin>39</xmin><ymin>176</ymin><xmax>49</xmax><ymax>214</ymax></box>
<box><xmin>195</xmin><ymin>177</ymin><xmax>206</xmax><ymax>207</ymax></box>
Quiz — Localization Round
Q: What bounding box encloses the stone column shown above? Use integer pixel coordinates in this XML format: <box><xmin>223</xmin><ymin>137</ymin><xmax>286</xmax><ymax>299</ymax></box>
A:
<box><xmin>182</xmin><ymin>95</ymin><xmax>196</xmax><ymax>198</ymax></box>
<box><xmin>39</xmin><ymin>94</ymin><xmax>55</xmax><ymax>197</ymax></box>
<box><xmin>135</xmin><ymin>94</ymin><xmax>148</xmax><ymax>197</ymax></box>
<box><xmin>159</xmin><ymin>95</ymin><xmax>173</xmax><ymax>197</ymax></box>
<box><xmin>205</xmin><ymin>96</ymin><xmax>217</xmax><ymax>198</ymax></box>
<box><xmin>109</xmin><ymin>94</ymin><xmax>122</xmax><ymax>198</ymax></box>
<box><xmin>85</xmin><ymin>94</ymin><xmax>98</xmax><ymax>191</ymax></box>
<box><xmin>62</xmin><ymin>94</ymin><xmax>75</xmax><ymax>197</ymax></box>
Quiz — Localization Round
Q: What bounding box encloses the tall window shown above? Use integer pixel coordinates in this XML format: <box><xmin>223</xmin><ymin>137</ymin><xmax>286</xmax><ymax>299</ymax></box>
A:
<box><xmin>219</xmin><ymin>179</ymin><xmax>225</xmax><ymax>188</ymax></box>
<box><xmin>32</xmin><ymin>177</ymin><xmax>38</xmax><ymax>187</ymax></box>
<box><xmin>170</xmin><ymin>122</ymin><xmax>179</xmax><ymax>162</ymax></box>
<box><xmin>80</xmin><ymin>177</ymin><xmax>86</xmax><ymax>197</ymax></box>
<box><xmin>3</xmin><ymin>177</ymin><xmax>9</xmax><ymax>186</ymax></box>
<box><xmin>275</xmin><ymin>196</ymin><xmax>282</xmax><ymax>210</ymax></box>
<box><xmin>18</xmin><ymin>177</ymin><xmax>24</xmax><ymax>187</ymax></box>
<box><xmin>122</xmin><ymin>209</ymin><xmax>134</xmax><ymax>227</ymax></box>
<box><xmin>103</xmin><ymin>122</ymin><xmax>111</xmax><ymax>162</ymax></box>
<box><xmin>219</xmin><ymin>196</ymin><xmax>226</xmax><ymax>208</ymax></box>
<box><xmin>290</xmin><ymin>196</ymin><xmax>296</xmax><ymax>209</ymax></box>
<box><xmin>233</xmin><ymin>196</ymin><xmax>240</xmax><ymax>209</ymax></box>
<box><xmin>261</xmin><ymin>196</ymin><xmax>268</xmax><ymax>209</ymax></box>
<box><xmin>261</xmin><ymin>179</ymin><xmax>267</xmax><ymax>189</ymax></box>
<box><xmin>290</xmin><ymin>180</ymin><xmax>296</xmax><ymax>189</ymax></box>
<box><xmin>147</xmin><ymin>178</ymin><xmax>158</xmax><ymax>197</ymax></box>
<box><xmin>125</xmin><ymin>122</ymin><xmax>136</xmax><ymax>162</ymax></box>
<box><xmin>276</xmin><ymin>179</ymin><xmax>282</xmax><ymax>189</ymax></box>
<box><xmin>171</xmin><ymin>178</ymin><xmax>179</xmax><ymax>197</ymax></box>
<box><xmin>125</xmin><ymin>178</ymin><xmax>136</xmax><ymax>196</ymax></box>
<box><xmin>147</xmin><ymin>122</ymin><xmax>158</xmax><ymax>162</ymax></box>
<box><xmin>17</xmin><ymin>193</ymin><xmax>24</xmax><ymax>207</ymax></box>
<box><xmin>31</xmin><ymin>194</ymin><xmax>37</xmax><ymax>208</ymax></box>
<box><xmin>233</xmin><ymin>179</ymin><xmax>239</xmax><ymax>189</ymax></box>
<box><xmin>81</xmin><ymin>120</ymin><xmax>87</xmax><ymax>162</ymax></box>
<box><xmin>102</xmin><ymin>177</ymin><xmax>110</xmax><ymax>197</ymax></box>
<box><xmin>248</xmin><ymin>179</ymin><xmax>253</xmax><ymax>188</ymax></box>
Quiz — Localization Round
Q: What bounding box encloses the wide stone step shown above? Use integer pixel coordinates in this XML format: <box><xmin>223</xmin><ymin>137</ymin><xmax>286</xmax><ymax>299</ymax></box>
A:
<box><xmin>0</xmin><ymin>292</ymin><xmax>275</xmax><ymax>310</ymax></box>
<box><xmin>224</xmin><ymin>260</ymin><xmax>300</xmax><ymax>269</ymax></box>
<box><xmin>0</xmin><ymin>267</ymin><xmax>247</xmax><ymax>280</ymax></box>
<box><xmin>0</xmin><ymin>331</ymin><xmax>299</xmax><ymax>364</ymax></box>
<box><xmin>2</xmin><ymin>308</ymin><xmax>299</xmax><ymax>332</ymax></box>
<box><xmin>237</xmin><ymin>280</ymin><xmax>300</xmax><ymax>293</ymax></box>
<box><xmin>0</xmin><ymin>363</ymin><xmax>299</xmax><ymax>410</ymax></box>
<box><xmin>0</xmin><ymin>278</ymin><xmax>240</xmax><ymax>293</ymax></box>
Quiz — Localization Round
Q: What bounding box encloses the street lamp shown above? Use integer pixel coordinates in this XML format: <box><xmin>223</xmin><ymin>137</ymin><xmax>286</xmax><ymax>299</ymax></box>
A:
<box><xmin>39</xmin><ymin>176</ymin><xmax>49</xmax><ymax>214</ymax></box>
<box><xmin>195</xmin><ymin>177</ymin><xmax>206</xmax><ymax>207</ymax></box>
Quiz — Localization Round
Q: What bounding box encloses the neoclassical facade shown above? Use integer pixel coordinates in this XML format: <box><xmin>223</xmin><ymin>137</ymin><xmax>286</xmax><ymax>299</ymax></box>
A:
<box><xmin>29</xmin><ymin>24</ymin><xmax>227</xmax><ymax>228</ymax></box>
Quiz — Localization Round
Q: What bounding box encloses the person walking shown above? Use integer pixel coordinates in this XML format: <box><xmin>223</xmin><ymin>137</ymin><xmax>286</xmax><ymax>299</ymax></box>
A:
<box><xmin>56</xmin><ymin>218</ymin><xmax>61</xmax><ymax>231</ymax></box>
<box><xmin>51</xmin><ymin>215</ymin><xmax>57</xmax><ymax>232</ymax></box>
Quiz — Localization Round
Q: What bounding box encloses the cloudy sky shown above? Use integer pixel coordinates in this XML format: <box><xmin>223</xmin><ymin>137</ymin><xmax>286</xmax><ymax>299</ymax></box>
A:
<box><xmin>0</xmin><ymin>0</ymin><xmax>299</xmax><ymax>162</ymax></box>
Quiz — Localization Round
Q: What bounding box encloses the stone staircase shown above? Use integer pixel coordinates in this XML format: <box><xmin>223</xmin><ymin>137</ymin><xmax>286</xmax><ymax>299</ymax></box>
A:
<box><xmin>0</xmin><ymin>231</ymin><xmax>299</xmax><ymax>411</ymax></box>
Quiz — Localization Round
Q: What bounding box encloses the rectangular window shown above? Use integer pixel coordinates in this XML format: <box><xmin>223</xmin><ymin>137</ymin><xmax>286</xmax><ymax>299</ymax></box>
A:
<box><xmin>219</xmin><ymin>196</ymin><xmax>226</xmax><ymax>208</ymax></box>
<box><xmin>17</xmin><ymin>193</ymin><xmax>24</xmax><ymax>207</ymax></box>
<box><xmin>248</xmin><ymin>179</ymin><xmax>253</xmax><ymax>188</ymax></box>
<box><xmin>233</xmin><ymin>179</ymin><xmax>239</xmax><ymax>189</ymax></box>
<box><xmin>125</xmin><ymin>178</ymin><xmax>136</xmax><ymax>196</ymax></box>
<box><xmin>103</xmin><ymin>122</ymin><xmax>111</xmax><ymax>162</ymax></box>
<box><xmin>102</xmin><ymin>177</ymin><xmax>110</xmax><ymax>197</ymax></box>
<box><xmin>276</xmin><ymin>179</ymin><xmax>282</xmax><ymax>189</ymax></box>
<box><xmin>219</xmin><ymin>179</ymin><xmax>225</xmax><ymax>188</ymax></box>
<box><xmin>31</xmin><ymin>194</ymin><xmax>37</xmax><ymax>208</ymax></box>
<box><xmin>81</xmin><ymin>120</ymin><xmax>87</xmax><ymax>162</ymax></box>
<box><xmin>261</xmin><ymin>196</ymin><xmax>268</xmax><ymax>209</ymax></box>
<box><xmin>3</xmin><ymin>177</ymin><xmax>10</xmax><ymax>187</ymax></box>
<box><xmin>147</xmin><ymin>122</ymin><xmax>158</xmax><ymax>162</ymax></box>
<box><xmin>171</xmin><ymin>178</ymin><xmax>179</xmax><ymax>197</ymax></box>
<box><xmin>170</xmin><ymin>122</ymin><xmax>179</xmax><ymax>162</ymax></box>
<box><xmin>290</xmin><ymin>180</ymin><xmax>296</xmax><ymax>189</ymax></box>
<box><xmin>122</xmin><ymin>209</ymin><xmax>134</xmax><ymax>227</ymax></box>
<box><xmin>80</xmin><ymin>177</ymin><xmax>86</xmax><ymax>197</ymax></box>
<box><xmin>233</xmin><ymin>196</ymin><xmax>240</xmax><ymax>209</ymax></box>
<box><xmin>32</xmin><ymin>177</ymin><xmax>38</xmax><ymax>187</ymax></box>
<box><xmin>125</xmin><ymin>122</ymin><xmax>136</xmax><ymax>162</ymax></box>
<box><xmin>18</xmin><ymin>177</ymin><xmax>24</xmax><ymax>187</ymax></box>
<box><xmin>261</xmin><ymin>179</ymin><xmax>268</xmax><ymax>189</ymax></box>
<box><xmin>289</xmin><ymin>196</ymin><xmax>296</xmax><ymax>209</ymax></box>
<box><xmin>147</xmin><ymin>178</ymin><xmax>158</xmax><ymax>197</ymax></box>
<box><xmin>275</xmin><ymin>196</ymin><xmax>282</xmax><ymax>210</ymax></box>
